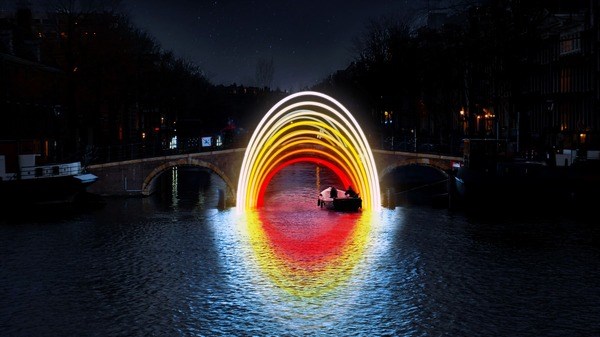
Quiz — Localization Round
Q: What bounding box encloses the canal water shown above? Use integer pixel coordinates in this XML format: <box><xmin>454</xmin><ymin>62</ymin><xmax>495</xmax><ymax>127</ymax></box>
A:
<box><xmin>1</xmin><ymin>164</ymin><xmax>599</xmax><ymax>336</ymax></box>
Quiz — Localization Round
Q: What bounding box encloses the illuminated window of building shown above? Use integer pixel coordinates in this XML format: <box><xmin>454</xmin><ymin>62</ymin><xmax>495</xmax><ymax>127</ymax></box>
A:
<box><xmin>560</xmin><ymin>68</ymin><xmax>572</xmax><ymax>93</ymax></box>
<box><xmin>560</xmin><ymin>33</ymin><xmax>581</xmax><ymax>55</ymax></box>
<box><xmin>383</xmin><ymin>111</ymin><xmax>393</xmax><ymax>124</ymax></box>
<box><xmin>482</xmin><ymin>108</ymin><xmax>495</xmax><ymax>134</ymax></box>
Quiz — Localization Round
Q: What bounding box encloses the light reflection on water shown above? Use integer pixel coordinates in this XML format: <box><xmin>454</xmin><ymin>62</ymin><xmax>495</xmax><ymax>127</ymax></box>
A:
<box><xmin>210</xmin><ymin>207</ymin><xmax>394</xmax><ymax>335</ymax></box>
<box><xmin>0</xmin><ymin>164</ymin><xmax>599</xmax><ymax>336</ymax></box>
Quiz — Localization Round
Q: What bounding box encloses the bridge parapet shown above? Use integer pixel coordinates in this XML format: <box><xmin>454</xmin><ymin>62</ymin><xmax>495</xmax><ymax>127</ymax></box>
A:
<box><xmin>86</xmin><ymin>147</ymin><xmax>461</xmax><ymax>206</ymax></box>
<box><xmin>372</xmin><ymin>149</ymin><xmax>462</xmax><ymax>179</ymax></box>
<box><xmin>86</xmin><ymin>148</ymin><xmax>245</xmax><ymax>202</ymax></box>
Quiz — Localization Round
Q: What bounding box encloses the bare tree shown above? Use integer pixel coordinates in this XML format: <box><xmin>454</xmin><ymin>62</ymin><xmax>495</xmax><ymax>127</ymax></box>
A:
<box><xmin>39</xmin><ymin>0</ymin><xmax>122</xmax><ymax>14</ymax></box>
<box><xmin>255</xmin><ymin>56</ymin><xmax>274</xmax><ymax>89</ymax></box>
<box><xmin>351</xmin><ymin>14</ymin><xmax>412</xmax><ymax>65</ymax></box>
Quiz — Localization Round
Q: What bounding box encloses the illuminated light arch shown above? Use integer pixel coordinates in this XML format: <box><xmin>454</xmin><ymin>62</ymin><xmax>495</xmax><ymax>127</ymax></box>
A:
<box><xmin>237</xmin><ymin>91</ymin><xmax>381</xmax><ymax>210</ymax></box>
<box><xmin>256</xmin><ymin>156</ymin><xmax>352</xmax><ymax>207</ymax></box>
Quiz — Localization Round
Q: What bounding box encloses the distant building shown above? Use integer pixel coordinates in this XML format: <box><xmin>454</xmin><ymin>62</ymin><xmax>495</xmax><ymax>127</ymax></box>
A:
<box><xmin>0</xmin><ymin>5</ymin><xmax>69</xmax><ymax>162</ymax></box>
<box><xmin>0</xmin><ymin>52</ymin><xmax>67</xmax><ymax>160</ymax></box>
<box><xmin>520</xmin><ymin>1</ymin><xmax>600</xmax><ymax>161</ymax></box>
<box><xmin>423</xmin><ymin>0</ymin><xmax>600</xmax><ymax>161</ymax></box>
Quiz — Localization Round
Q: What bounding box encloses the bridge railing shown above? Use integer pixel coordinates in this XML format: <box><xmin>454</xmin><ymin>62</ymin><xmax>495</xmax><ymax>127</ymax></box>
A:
<box><xmin>378</xmin><ymin>136</ymin><xmax>463</xmax><ymax>156</ymax></box>
<box><xmin>85</xmin><ymin>138</ymin><xmax>241</xmax><ymax>166</ymax></box>
<box><xmin>84</xmin><ymin>135</ymin><xmax>462</xmax><ymax>166</ymax></box>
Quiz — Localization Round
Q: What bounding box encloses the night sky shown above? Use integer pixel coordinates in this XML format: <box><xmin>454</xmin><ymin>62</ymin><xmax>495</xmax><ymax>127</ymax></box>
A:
<box><xmin>122</xmin><ymin>0</ymin><xmax>451</xmax><ymax>91</ymax></box>
<box><xmin>7</xmin><ymin>0</ymin><xmax>467</xmax><ymax>90</ymax></box>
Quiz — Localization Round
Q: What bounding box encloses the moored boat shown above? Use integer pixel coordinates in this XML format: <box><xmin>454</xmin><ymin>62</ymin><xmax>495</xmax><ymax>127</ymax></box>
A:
<box><xmin>451</xmin><ymin>138</ymin><xmax>588</xmax><ymax>210</ymax></box>
<box><xmin>1</xmin><ymin>140</ymin><xmax>99</xmax><ymax>210</ymax></box>
<box><xmin>317</xmin><ymin>186</ymin><xmax>362</xmax><ymax>212</ymax></box>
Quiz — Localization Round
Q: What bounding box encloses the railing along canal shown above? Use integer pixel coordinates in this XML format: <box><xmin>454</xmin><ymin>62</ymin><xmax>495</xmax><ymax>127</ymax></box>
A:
<box><xmin>83</xmin><ymin>136</ymin><xmax>461</xmax><ymax>167</ymax></box>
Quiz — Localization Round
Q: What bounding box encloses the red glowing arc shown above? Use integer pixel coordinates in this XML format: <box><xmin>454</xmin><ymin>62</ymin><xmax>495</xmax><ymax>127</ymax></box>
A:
<box><xmin>256</xmin><ymin>157</ymin><xmax>352</xmax><ymax>207</ymax></box>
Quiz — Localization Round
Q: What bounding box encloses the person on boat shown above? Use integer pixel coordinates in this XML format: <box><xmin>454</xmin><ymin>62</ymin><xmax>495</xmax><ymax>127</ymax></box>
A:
<box><xmin>318</xmin><ymin>193</ymin><xmax>323</xmax><ymax>207</ymax></box>
<box><xmin>345</xmin><ymin>185</ymin><xmax>357</xmax><ymax>198</ymax></box>
<box><xmin>330</xmin><ymin>186</ymin><xmax>338</xmax><ymax>199</ymax></box>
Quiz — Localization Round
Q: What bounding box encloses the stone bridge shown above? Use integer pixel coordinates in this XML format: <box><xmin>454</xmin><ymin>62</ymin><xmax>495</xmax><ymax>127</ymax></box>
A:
<box><xmin>86</xmin><ymin>148</ymin><xmax>462</xmax><ymax>206</ymax></box>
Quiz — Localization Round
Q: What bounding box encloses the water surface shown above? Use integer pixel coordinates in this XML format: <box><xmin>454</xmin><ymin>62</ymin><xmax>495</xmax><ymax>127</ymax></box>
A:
<box><xmin>1</xmin><ymin>165</ymin><xmax>598</xmax><ymax>336</ymax></box>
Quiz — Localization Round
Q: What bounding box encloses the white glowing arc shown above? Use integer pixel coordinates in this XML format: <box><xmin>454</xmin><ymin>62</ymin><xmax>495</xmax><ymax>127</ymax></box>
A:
<box><xmin>237</xmin><ymin>91</ymin><xmax>380</xmax><ymax>211</ymax></box>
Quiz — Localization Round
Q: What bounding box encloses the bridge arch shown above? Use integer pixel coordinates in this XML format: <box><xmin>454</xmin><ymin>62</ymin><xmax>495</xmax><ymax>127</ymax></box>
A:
<box><xmin>378</xmin><ymin>157</ymin><xmax>450</xmax><ymax>182</ymax></box>
<box><xmin>141</xmin><ymin>158</ymin><xmax>237</xmax><ymax>198</ymax></box>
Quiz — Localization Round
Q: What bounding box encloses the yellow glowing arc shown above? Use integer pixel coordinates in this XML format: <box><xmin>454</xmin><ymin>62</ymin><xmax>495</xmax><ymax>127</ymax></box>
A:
<box><xmin>247</xmin><ymin>128</ymin><xmax>365</xmax><ymax>204</ymax></box>
<box><xmin>238</xmin><ymin>92</ymin><xmax>376</xmax><ymax>207</ymax></box>
<box><xmin>266</xmin><ymin>104</ymin><xmax>357</xmax><ymax>150</ymax></box>
<box><xmin>279</xmin><ymin>102</ymin><xmax>379</xmax><ymax>204</ymax></box>
<box><xmin>248</xmin><ymin>121</ymin><xmax>360</xmax><ymax>184</ymax></box>
<box><xmin>248</xmin><ymin>110</ymin><xmax>350</xmax><ymax>170</ymax></box>
<box><xmin>241</xmin><ymin>103</ymin><xmax>349</xmax><ymax>181</ymax></box>
<box><xmin>268</xmin><ymin>108</ymin><xmax>347</xmax><ymax>144</ymax></box>
<box><xmin>237</xmin><ymin>91</ymin><xmax>380</xmax><ymax>210</ymax></box>
<box><xmin>248</xmin><ymin>133</ymin><xmax>364</xmax><ymax>209</ymax></box>
<box><xmin>252</xmin><ymin>147</ymin><xmax>359</xmax><ymax>204</ymax></box>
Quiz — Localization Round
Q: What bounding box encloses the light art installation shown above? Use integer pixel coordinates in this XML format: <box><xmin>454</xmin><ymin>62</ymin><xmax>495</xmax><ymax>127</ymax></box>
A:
<box><xmin>237</xmin><ymin>91</ymin><xmax>381</xmax><ymax>210</ymax></box>
<box><xmin>236</xmin><ymin>91</ymin><xmax>381</xmax><ymax>299</ymax></box>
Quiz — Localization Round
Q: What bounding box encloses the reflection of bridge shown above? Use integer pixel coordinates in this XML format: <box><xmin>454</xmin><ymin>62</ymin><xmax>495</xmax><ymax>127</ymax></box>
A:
<box><xmin>86</xmin><ymin>148</ymin><xmax>461</xmax><ymax>206</ymax></box>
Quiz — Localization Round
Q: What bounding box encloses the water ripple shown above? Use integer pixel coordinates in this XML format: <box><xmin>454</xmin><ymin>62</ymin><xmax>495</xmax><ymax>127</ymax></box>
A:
<box><xmin>1</xmin><ymin>181</ymin><xmax>599</xmax><ymax>335</ymax></box>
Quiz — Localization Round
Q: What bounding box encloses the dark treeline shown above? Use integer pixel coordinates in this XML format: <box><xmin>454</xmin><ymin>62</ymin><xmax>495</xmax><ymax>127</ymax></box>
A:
<box><xmin>315</xmin><ymin>0</ymin><xmax>599</xmax><ymax>159</ymax></box>
<box><xmin>1</xmin><ymin>1</ymin><xmax>285</xmax><ymax>164</ymax></box>
<box><xmin>1</xmin><ymin>0</ymin><xmax>597</xmax><ymax>165</ymax></box>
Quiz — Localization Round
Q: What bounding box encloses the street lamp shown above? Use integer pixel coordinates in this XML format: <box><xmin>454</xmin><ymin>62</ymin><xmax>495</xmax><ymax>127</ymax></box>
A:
<box><xmin>459</xmin><ymin>108</ymin><xmax>468</xmax><ymax>136</ymax></box>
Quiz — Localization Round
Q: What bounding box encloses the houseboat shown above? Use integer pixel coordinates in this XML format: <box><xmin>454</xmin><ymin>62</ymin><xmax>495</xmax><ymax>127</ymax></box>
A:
<box><xmin>0</xmin><ymin>140</ymin><xmax>98</xmax><ymax>209</ymax></box>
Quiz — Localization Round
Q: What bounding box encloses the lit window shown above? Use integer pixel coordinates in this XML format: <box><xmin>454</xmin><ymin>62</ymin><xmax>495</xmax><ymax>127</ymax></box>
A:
<box><xmin>560</xmin><ymin>33</ymin><xmax>581</xmax><ymax>55</ymax></box>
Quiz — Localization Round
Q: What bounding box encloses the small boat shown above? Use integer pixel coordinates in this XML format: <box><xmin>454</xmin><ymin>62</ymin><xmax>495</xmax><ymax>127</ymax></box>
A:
<box><xmin>317</xmin><ymin>186</ymin><xmax>362</xmax><ymax>212</ymax></box>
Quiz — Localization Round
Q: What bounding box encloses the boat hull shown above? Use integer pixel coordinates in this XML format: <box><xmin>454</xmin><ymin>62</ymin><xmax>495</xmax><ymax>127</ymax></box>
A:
<box><xmin>0</xmin><ymin>173</ymin><xmax>98</xmax><ymax>209</ymax></box>
<box><xmin>318</xmin><ymin>186</ymin><xmax>362</xmax><ymax>212</ymax></box>
<box><xmin>452</xmin><ymin>162</ymin><xmax>574</xmax><ymax>210</ymax></box>
<box><xmin>332</xmin><ymin>197</ymin><xmax>362</xmax><ymax>212</ymax></box>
